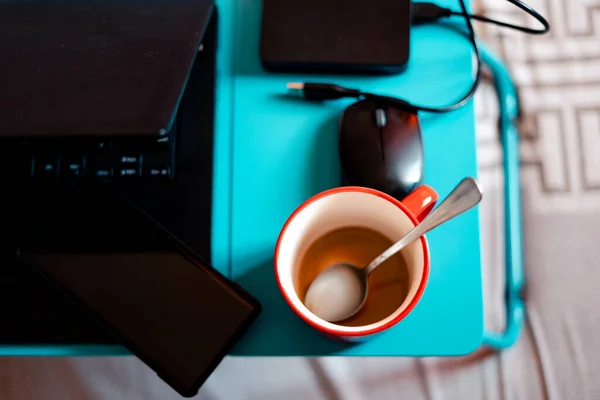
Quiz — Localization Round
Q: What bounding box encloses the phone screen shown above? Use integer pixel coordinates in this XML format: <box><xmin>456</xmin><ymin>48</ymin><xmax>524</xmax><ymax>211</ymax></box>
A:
<box><xmin>18</xmin><ymin>175</ymin><xmax>260</xmax><ymax>397</ymax></box>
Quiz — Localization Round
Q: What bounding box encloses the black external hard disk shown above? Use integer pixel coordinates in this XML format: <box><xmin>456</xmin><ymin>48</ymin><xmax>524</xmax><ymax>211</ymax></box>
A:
<box><xmin>260</xmin><ymin>0</ymin><xmax>412</xmax><ymax>75</ymax></box>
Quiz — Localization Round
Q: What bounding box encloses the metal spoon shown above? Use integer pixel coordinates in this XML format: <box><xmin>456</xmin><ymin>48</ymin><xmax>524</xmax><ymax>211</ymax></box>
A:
<box><xmin>304</xmin><ymin>177</ymin><xmax>483</xmax><ymax>323</ymax></box>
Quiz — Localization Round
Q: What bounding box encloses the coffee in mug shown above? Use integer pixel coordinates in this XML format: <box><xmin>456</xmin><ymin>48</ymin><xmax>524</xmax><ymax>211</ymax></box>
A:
<box><xmin>294</xmin><ymin>226</ymin><xmax>409</xmax><ymax>326</ymax></box>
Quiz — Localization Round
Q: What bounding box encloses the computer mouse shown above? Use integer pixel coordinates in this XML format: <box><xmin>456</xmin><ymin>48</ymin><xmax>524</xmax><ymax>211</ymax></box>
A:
<box><xmin>339</xmin><ymin>99</ymin><xmax>424</xmax><ymax>200</ymax></box>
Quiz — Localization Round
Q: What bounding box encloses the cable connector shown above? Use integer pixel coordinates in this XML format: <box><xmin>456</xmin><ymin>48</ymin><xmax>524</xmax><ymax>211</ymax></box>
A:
<box><xmin>286</xmin><ymin>82</ymin><xmax>361</xmax><ymax>101</ymax></box>
<box><xmin>412</xmin><ymin>2</ymin><xmax>452</xmax><ymax>25</ymax></box>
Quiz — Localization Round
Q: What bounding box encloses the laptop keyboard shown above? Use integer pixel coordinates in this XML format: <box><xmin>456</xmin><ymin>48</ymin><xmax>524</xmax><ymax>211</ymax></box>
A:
<box><xmin>0</xmin><ymin>135</ymin><xmax>178</xmax><ymax>343</ymax></box>
<box><xmin>0</xmin><ymin>136</ymin><xmax>175</xmax><ymax>181</ymax></box>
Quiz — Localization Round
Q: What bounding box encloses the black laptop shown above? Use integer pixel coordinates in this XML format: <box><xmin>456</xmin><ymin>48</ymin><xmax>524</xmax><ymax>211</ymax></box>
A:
<box><xmin>0</xmin><ymin>0</ymin><xmax>218</xmax><ymax>344</ymax></box>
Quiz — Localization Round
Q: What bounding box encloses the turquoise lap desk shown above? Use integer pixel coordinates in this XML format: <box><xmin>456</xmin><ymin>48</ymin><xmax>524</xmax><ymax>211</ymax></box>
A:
<box><xmin>223</xmin><ymin>0</ymin><xmax>482</xmax><ymax>356</ymax></box>
<box><xmin>0</xmin><ymin>0</ymin><xmax>483</xmax><ymax>356</ymax></box>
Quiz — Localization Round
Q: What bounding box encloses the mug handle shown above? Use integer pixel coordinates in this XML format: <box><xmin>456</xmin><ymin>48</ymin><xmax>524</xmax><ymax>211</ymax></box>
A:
<box><xmin>401</xmin><ymin>185</ymin><xmax>438</xmax><ymax>222</ymax></box>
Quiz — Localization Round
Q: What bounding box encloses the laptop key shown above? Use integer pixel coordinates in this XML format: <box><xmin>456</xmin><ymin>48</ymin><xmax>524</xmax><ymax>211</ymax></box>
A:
<box><xmin>142</xmin><ymin>153</ymin><xmax>172</xmax><ymax>178</ymax></box>
<box><xmin>33</xmin><ymin>155</ymin><xmax>59</xmax><ymax>178</ymax></box>
<box><xmin>61</xmin><ymin>155</ymin><xmax>84</xmax><ymax>177</ymax></box>
<box><xmin>86</xmin><ymin>152</ymin><xmax>114</xmax><ymax>177</ymax></box>
<box><xmin>117</xmin><ymin>167</ymin><xmax>140</xmax><ymax>177</ymax></box>
<box><xmin>0</xmin><ymin>148</ymin><xmax>33</xmax><ymax>180</ymax></box>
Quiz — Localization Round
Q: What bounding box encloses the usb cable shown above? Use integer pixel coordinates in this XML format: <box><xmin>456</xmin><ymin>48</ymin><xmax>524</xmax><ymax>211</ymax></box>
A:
<box><xmin>412</xmin><ymin>0</ymin><xmax>549</xmax><ymax>35</ymax></box>
<box><xmin>286</xmin><ymin>0</ymin><xmax>549</xmax><ymax>113</ymax></box>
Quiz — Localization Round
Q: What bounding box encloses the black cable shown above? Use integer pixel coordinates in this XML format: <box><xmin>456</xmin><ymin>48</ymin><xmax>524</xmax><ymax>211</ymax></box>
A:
<box><xmin>407</xmin><ymin>0</ymin><xmax>481</xmax><ymax>113</ymax></box>
<box><xmin>288</xmin><ymin>0</ymin><xmax>549</xmax><ymax>114</ymax></box>
<box><xmin>288</xmin><ymin>0</ymin><xmax>478</xmax><ymax>113</ymax></box>
<box><xmin>450</xmin><ymin>12</ymin><xmax>547</xmax><ymax>34</ymax></box>
<box><xmin>408</xmin><ymin>0</ymin><xmax>549</xmax><ymax>111</ymax></box>
<box><xmin>414</xmin><ymin>0</ymin><xmax>549</xmax><ymax>35</ymax></box>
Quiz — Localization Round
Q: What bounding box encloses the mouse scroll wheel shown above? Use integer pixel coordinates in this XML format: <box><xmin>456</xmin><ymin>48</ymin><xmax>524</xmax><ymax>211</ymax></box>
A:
<box><xmin>375</xmin><ymin>108</ymin><xmax>387</xmax><ymax>128</ymax></box>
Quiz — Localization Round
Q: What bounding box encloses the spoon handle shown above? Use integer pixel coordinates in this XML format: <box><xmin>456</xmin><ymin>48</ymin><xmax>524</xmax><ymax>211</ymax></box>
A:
<box><xmin>365</xmin><ymin>177</ymin><xmax>483</xmax><ymax>276</ymax></box>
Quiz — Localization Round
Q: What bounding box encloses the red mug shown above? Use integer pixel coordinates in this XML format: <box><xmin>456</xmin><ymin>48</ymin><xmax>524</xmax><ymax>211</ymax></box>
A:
<box><xmin>275</xmin><ymin>185</ymin><xmax>438</xmax><ymax>341</ymax></box>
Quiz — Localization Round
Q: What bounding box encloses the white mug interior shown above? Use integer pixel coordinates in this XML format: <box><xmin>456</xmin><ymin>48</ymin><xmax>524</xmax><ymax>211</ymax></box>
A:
<box><xmin>276</xmin><ymin>189</ymin><xmax>427</xmax><ymax>334</ymax></box>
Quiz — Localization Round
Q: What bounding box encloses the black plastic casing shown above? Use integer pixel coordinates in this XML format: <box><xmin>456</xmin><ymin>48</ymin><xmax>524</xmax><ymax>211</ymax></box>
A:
<box><xmin>260</xmin><ymin>0</ymin><xmax>412</xmax><ymax>75</ymax></box>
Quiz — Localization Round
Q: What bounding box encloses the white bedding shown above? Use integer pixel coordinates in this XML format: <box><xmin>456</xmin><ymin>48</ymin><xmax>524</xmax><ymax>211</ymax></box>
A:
<box><xmin>2</xmin><ymin>0</ymin><xmax>600</xmax><ymax>398</ymax></box>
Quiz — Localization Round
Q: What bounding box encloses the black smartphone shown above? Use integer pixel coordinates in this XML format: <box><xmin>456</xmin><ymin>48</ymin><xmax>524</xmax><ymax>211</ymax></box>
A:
<box><xmin>18</xmin><ymin>174</ymin><xmax>261</xmax><ymax>398</ymax></box>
